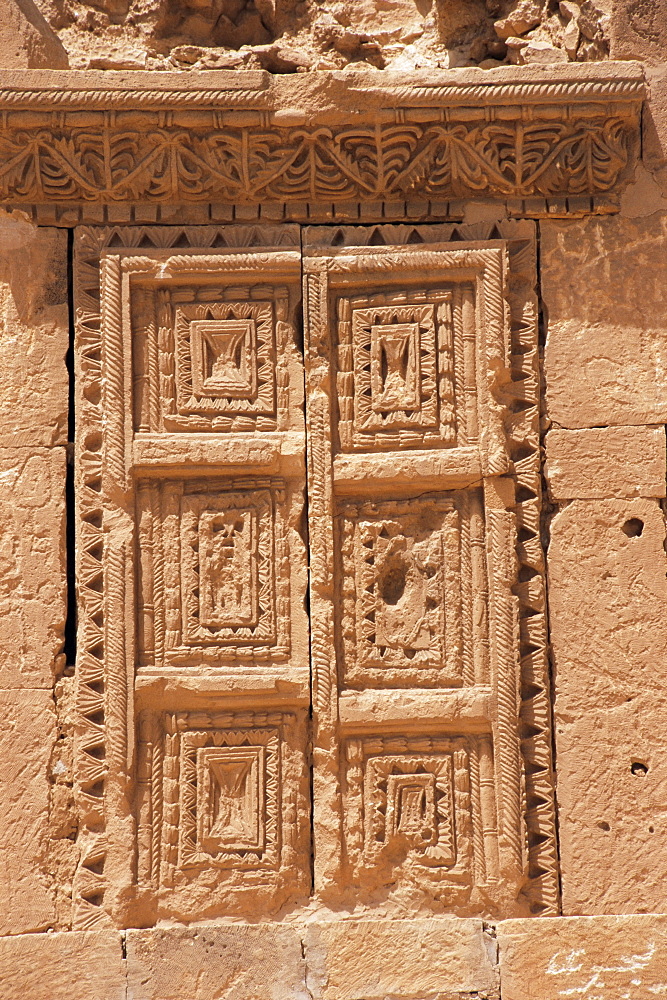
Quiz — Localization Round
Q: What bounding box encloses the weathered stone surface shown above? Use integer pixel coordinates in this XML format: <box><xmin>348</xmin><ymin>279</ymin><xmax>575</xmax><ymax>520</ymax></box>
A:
<box><xmin>0</xmin><ymin>447</ymin><xmax>66</xmax><ymax>689</ymax></box>
<box><xmin>542</xmin><ymin>213</ymin><xmax>667</xmax><ymax>428</ymax></box>
<box><xmin>0</xmin><ymin>929</ymin><xmax>124</xmax><ymax>1000</ymax></box>
<box><xmin>32</xmin><ymin>0</ymin><xmax>602</xmax><ymax>72</ymax></box>
<box><xmin>549</xmin><ymin>498</ymin><xmax>667</xmax><ymax>913</ymax></box>
<box><xmin>126</xmin><ymin>925</ymin><xmax>308</xmax><ymax>1000</ymax></box>
<box><xmin>305</xmin><ymin>919</ymin><xmax>499</xmax><ymax>1000</ymax></box>
<box><xmin>497</xmin><ymin>914</ymin><xmax>667</xmax><ymax>999</ymax></box>
<box><xmin>609</xmin><ymin>0</ymin><xmax>667</xmax><ymax>65</ymax></box>
<box><xmin>0</xmin><ymin>690</ymin><xmax>55</xmax><ymax>936</ymax></box>
<box><xmin>0</xmin><ymin>0</ymin><xmax>68</xmax><ymax>69</ymax></box>
<box><xmin>545</xmin><ymin>425</ymin><xmax>666</xmax><ymax>499</ymax></box>
<box><xmin>0</xmin><ymin>219</ymin><xmax>68</xmax><ymax>449</ymax></box>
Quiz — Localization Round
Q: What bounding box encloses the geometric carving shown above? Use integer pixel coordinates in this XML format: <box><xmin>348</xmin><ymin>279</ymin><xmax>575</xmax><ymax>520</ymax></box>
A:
<box><xmin>340</xmin><ymin>495</ymin><xmax>468</xmax><ymax>688</ymax></box>
<box><xmin>338</xmin><ymin>293</ymin><xmax>457</xmax><ymax>451</ymax></box>
<box><xmin>137</xmin><ymin>709</ymin><xmax>310</xmax><ymax>918</ymax></box>
<box><xmin>304</xmin><ymin>224</ymin><xmax>559</xmax><ymax>918</ymax></box>
<box><xmin>343</xmin><ymin>734</ymin><xmax>497</xmax><ymax>901</ymax></box>
<box><xmin>73</xmin><ymin>220</ymin><xmax>559</xmax><ymax>927</ymax></box>
<box><xmin>176</xmin><ymin>298</ymin><xmax>277</xmax><ymax>417</ymax></box>
<box><xmin>0</xmin><ymin>67</ymin><xmax>643</xmax><ymax>209</ymax></box>
<box><xmin>137</xmin><ymin>478</ymin><xmax>290</xmax><ymax>666</ymax></box>
<box><xmin>180</xmin><ymin>731</ymin><xmax>277</xmax><ymax>868</ymax></box>
<box><xmin>132</xmin><ymin>279</ymin><xmax>294</xmax><ymax>434</ymax></box>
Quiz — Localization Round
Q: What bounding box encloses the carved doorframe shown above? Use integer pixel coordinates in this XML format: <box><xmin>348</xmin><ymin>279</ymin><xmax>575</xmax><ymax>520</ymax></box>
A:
<box><xmin>72</xmin><ymin>217</ymin><xmax>556</xmax><ymax>929</ymax></box>
<box><xmin>15</xmin><ymin>59</ymin><xmax>638</xmax><ymax>930</ymax></box>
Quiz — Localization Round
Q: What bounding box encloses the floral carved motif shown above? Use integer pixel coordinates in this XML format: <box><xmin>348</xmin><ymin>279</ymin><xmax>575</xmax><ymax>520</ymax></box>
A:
<box><xmin>0</xmin><ymin>118</ymin><xmax>637</xmax><ymax>205</ymax></box>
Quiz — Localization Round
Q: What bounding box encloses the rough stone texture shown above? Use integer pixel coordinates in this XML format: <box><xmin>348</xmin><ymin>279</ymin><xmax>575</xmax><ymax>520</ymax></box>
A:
<box><xmin>0</xmin><ymin>447</ymin><xmax>66</xmax><ymax>689</ymax></box>
<box><xmin>0</xmin><ymin>929</ymin><xmax>125</xmax><ymax>1000</ymax></box>
<box><xmin>31</xmin><ymin>0</ymin><xmax>611</xmax><ymax>72</ymax></box>
<box><xmin>0</xmin><ymin>0</ymin><xmax>68</xmax><ymax>68</ymax></box>
<box><xmin>545</xmin><ymin>425</ymin><xmax>666</xmax><ymax>499</ymax></box>
<box><xmin>542</xmin><ymin>212</ymin><xmax>667</xmax><ymax>428</ymax></box>
<box><xmin>0</xmin><ymin>690</ymin><xmax>56</xmax><ymax>935</ymax></box>
<box><xmin>304</xmin><ymin>919</ymin><xmax>499</xmax><ymax>1000</ymax></box>
<box><xmin>609</xmin><ymin>0</ymin><xmax>667</xmax><ymax>65</ymax></box>
<box><xmin>125</xmin><ymin>925</ymin><xmax>308</xmax><ymax>1000</ymax></box>
<box><xmin>497</xmin><ymin>915</ymin><xmax>667</xmax><ymax>999</ymax></box>
<box><xmin>0</xmin><ymin>219</ymin><xmax>68</xmax><ymax>449</ymax></box>
<box><xmin>549</xmin><ymin>498</ymin><xmax>667</xmax><ymax>914</ymax></box>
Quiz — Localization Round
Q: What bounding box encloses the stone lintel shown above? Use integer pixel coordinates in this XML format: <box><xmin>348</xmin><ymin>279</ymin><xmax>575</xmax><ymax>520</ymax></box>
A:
<box><xmin>0</xmin><ymin>63</ymin><xmax>645</xmax><ymax>214</ymax></box>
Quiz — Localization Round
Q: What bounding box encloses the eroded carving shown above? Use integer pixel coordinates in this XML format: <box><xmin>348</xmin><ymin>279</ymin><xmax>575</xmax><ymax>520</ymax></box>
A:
<box><xmin>340</xmin><ymin>495</ymin><xmax>469</xmax><ymax>688</ymax></box>
<box><xmin>343</xmin><ymin>734</ymin><xmax>498</xmax><ymax>903</ymax></box>
<box><xmin>137</xmin><ymin>478</ymin><xmax>290</xmax><ymax>665</ymax></box>
<box><xmin>137</xmin><ymin>709</ymin><xmax>310</xmax><ymax>919</ymax></box>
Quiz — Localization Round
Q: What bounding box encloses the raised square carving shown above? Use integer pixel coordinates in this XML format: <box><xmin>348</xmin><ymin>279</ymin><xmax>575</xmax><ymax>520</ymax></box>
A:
<box><xmin>197</xmin><ymin>745</ymin><xmax>265</xmax><ymax>854</ymax></box>
<box><xmin>337</xmin><ymin>291</ymin><xmax>456</xmax><ymax>452</ymax></box>
<box><xmin>137</xmin><ymin>478</ymin><xmax>291</xmax><ymax>667</ymax></box>
<box><xmin>343</xmin><ymin>734</ymin><xmax>498</xmax><ymax>900</ymax></box>
<box><xmin>136</xmin><ymin>709</ymin><xmax>310</xmax><ymax>919</ymax></box>
<box><xmin>340</xmin><ymin>494</ymin><xmax>473</xmax><ymax>689</ymax></box>
<box><xmin>175</xmin><ymin>296</ymin><xmax>279</xmax><ymax>418</ymax></box>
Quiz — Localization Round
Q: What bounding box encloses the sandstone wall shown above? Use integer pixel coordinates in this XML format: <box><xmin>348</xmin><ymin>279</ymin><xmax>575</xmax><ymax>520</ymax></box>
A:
<box><xmin>0</xmin><ymin>0</ymin><xmax>666</xmax><ymax>997</ymax></box>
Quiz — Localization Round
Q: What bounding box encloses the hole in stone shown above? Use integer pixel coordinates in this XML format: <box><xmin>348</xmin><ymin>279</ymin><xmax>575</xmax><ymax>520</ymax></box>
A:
<box><xmin>380</xmin><ymin>565</ymin><xmax>406</xmax><ymax>605</ymax></box>
<box><xmin>650</xmin><ymin>825</ymin><xmax>655</xmax><ymax>833</ymax></box>
<box><xmin>622</xmin><ymin>518</ymin><xmax>644</xmax><ymax>537</ymax></box>
<box><xmin>631</xmin><ymin>761</ymin><xmax>649</xmax><ymax>776</ymax></box>
<box><xmin>597</xmin><ymin>821</ymin><xmax>610</xmax><ymax>831</ymax></box>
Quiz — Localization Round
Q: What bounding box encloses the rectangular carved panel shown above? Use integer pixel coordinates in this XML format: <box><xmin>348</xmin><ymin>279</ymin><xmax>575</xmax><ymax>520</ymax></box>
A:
<box><xmin>303</xmin><ymin>222</ymin><xmax>558</xmax><ymax>919</ymax></box>
<box><xmin>73</xmin><ymin>225</ymin><xmax>309</xmax><ymax>929</ymax></box>
<box><xmin>343</xmin><ymin>733</ymin><xmax>499</xmax><ymax>905</ymax></box>
<box><xmin>136</xmin><ymin>477</ymin><xmax>298</xmax><ymax>669</ymax></box>
<box><xmin>340</xmin><ymin>493</ymin><xmax>482</xmax><ymax>689</ymax></box>
<box><xmin>136</xmin><ymin>709</ymin><xmax>310</xmax><ymax>921</ymax></box>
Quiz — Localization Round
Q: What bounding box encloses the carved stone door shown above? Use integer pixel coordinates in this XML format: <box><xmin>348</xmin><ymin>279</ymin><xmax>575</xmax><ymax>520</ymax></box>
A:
<box><xmin>73</xmin><ymin>221</ymin><xmax>557</xmax><ymax>929</ymax></box>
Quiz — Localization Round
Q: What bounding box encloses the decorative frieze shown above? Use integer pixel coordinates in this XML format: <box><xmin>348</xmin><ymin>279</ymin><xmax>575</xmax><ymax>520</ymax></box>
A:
<box><xmin>0</xmin><ymin>64</ymin><xmax>644</xmax><ymax>217</ymax></box>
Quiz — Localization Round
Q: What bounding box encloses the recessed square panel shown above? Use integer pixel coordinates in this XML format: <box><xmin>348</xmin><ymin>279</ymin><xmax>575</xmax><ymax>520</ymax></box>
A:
<box><xmin>190</xmin><ymin>318</ymin><xmax>257</xmax><ymax>399</ymax></box>
<box><xmin>136</xmin><ymin>478</ymin><xmax>293</xmax><ymax>668</ymax></box>
<box><xmin>196</xmin><ymin>745</ymin><xmax>266</xmax><ymax>855</ymax></box>
<box><xmin>338</xmin><ymin>294</ymin><xmax>456</xmax><ymax>451</ymax></box>
<box><xmin>340</xmin><ymin>494</ymin><xmax>467</xmax><ymax>688</ymax></box>
<box><xmin>175</xmin><ymin>300</ymin><xmax>275</xmax><ymax>418</ymax></box>
<box><xmin>367</xmin><ymin>754</ymin><xmax>454</xmax><ymax>865</ymax></box>
<box><xmin>180</xmin><ymin>728</ymin><xmax>277</xmax><ymax>869</ymax></box>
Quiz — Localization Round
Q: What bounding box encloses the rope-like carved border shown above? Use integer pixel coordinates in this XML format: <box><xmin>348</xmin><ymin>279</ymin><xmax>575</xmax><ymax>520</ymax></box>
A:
<box><xmin>0</xmin><ymin>65</ymin><xmax>644</xmax><ymax>109</ymax></box>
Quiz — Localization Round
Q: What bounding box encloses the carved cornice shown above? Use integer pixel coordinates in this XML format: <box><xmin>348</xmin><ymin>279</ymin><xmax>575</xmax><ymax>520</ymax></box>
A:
<box><xmin>0</xmin><ymin>63</ymin><xmax>644</xmax><ymax>209</ymax></box>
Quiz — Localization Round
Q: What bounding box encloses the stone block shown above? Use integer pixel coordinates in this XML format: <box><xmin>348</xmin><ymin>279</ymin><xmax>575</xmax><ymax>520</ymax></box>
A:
<box><xmin>545</xmin><ymin>425</ymin><xmax>666</xmax><ymax>499</ymax></box>
<box><xmin>0</xmin><ymin>219</ymin><xmax>68</xmax><ymax>448</ymax></box>
<box><xmin>0</xmin><ymin>447</ymin><xmax>66</xmax><ymax>689</ymax></box>
<box><xmin>125</xmin><ymin>924</ymin><xmax>308</xmax><ymax>1000</ymax></box>
<box><xmin>0</xmin><ymin>0</ymin><xmax>68</xmax><ymax>70</ymax></box>
<box><xmin>0</xmin><ymin>689</ymin><xmax>55</xmax><ymax>935</ymax></box>
<box><xmin>542</xmin><ymin>213</ymin><xmax>667</xmax><ymax>428</ymax></box>
<box><xmin>0</xmin><ymin>930</ymin><xmax>125</xmax><ymax>1000</ymax></box>
<box><xmin>305</xmin><ymin>918</ymin><xmax>499</xmax><ymax>1000</ymax></box>
<box><xmin>549</xmin><ymin>498</ymin><xmax>667</xmax><ymax>913</ymax></box>
<box><xmin>497</xmin><ymin>915</ymin><xmax>667</xmax><ymax>999</ymax></box>
<box><xmin>609</xmin><ymin>0</ymin><xmax>667</xmax><ymax>64</ymax></box>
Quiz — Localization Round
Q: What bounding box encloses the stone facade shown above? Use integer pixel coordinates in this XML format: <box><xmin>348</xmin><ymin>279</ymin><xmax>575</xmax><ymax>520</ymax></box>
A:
<box><xmin>0</xmin><ymin>0</ymin><xmax>666</xmax><ymax>996</ymax></box>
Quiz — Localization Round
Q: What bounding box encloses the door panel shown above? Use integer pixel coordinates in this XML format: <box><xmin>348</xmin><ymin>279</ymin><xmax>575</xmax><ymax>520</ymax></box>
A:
<box><xmin>73</xmin><ymin>225</ymin><xmax>310</xmax><ymax>927</ymax></box>
<box><xmin>303</xmin><ymin>223</ymin><xmax>557</xmax><ymax>916</ymax></box>
<box><xmin>73</xmin><ymin>220</ymin><xmax>557</xmax><ymax>929</ymax></box>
